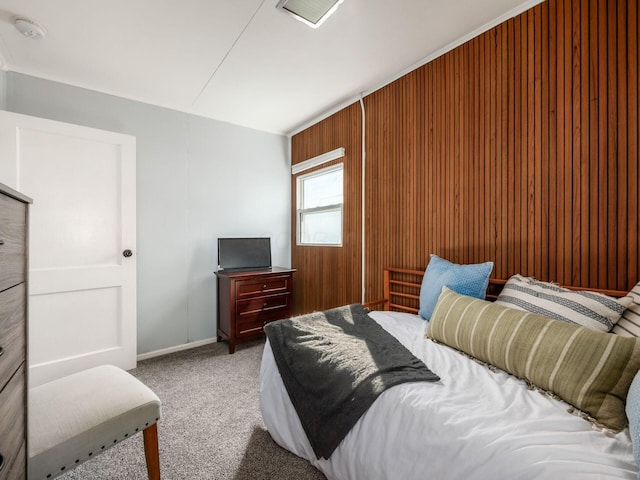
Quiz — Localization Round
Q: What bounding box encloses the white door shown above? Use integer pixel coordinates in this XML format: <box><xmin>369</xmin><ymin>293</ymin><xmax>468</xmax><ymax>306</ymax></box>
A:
<box><xmin>0</xmin><ymin>111</ymin><xmax>136</xmax><ymax>387</ymax></box>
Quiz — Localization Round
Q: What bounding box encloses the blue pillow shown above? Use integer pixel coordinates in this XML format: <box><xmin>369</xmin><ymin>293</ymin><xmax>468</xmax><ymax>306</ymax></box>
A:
<box><xmin>626</xmin><ymin>371</ymin><xmax>640</xmax><ymax>472</ymax></box>
<box><xmin>418</xmin><ymin>254</ymin><xmax>494</xmax><ymax>320</ymax></box>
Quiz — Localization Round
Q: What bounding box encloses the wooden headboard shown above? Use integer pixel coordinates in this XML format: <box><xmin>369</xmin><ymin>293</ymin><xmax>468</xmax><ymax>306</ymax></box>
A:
<box><xmin>364</xmin><ymin>267</ymin><xmax>630</xmax><ymax>314</ymax></box>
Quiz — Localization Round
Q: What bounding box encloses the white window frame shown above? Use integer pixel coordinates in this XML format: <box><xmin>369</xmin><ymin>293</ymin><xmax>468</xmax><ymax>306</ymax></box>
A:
<box><xmin>296</xmin><ymin>163</ymin><xmax>343</xmax><ymax>247</ymax></box>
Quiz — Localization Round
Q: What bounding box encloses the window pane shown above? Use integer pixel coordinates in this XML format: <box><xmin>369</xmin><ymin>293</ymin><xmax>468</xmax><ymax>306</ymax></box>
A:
<box><xmin>300</xmin><ymin>209</ymin><xmax>342</xmax><ymax>245</ymax></box>
<box><xmin>302</xmin><ymin>168</ymin><xmax>342</xmax><ymax>209</ymax></box>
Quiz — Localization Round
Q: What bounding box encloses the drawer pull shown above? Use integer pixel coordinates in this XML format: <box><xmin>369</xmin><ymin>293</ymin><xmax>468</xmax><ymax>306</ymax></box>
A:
<box><xmin>0</xmin><ymin>346</ymin><xmax>3</xmax><ymax>357</ymax></box>
<box><xmin>0</xmin><ymin>452</ymin><xmax>4</xmax><ymax>472</ymax></box>
<box><xmin>262</xmin><ymin>284</ymin><xmax>267</xmax><ymax>289</ymax></box>
<box><xmin>263</xmin><ymin>302</ymin><xmax>268</xmax><ymax>308</ymax></box>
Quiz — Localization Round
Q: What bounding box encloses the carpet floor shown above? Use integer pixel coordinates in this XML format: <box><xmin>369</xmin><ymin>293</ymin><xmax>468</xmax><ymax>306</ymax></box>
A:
<box><xmin>59</xmin><ymin>339</ymin><xmax>326</xmax><ymax>480</ymax></box>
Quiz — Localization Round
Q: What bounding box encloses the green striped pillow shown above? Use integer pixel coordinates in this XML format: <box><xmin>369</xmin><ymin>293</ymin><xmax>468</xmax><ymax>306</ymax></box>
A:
<box><xmin>426</xmin><ymin>287</ymin><xmax>640</xmax><ymax>431</ymax></box>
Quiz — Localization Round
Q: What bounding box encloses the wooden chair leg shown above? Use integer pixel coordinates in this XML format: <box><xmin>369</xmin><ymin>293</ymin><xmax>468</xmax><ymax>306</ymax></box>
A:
<box><xmin>143</xmin><ymin>423</ymin><xmax>161</xmax><ymax>480</ymax></box>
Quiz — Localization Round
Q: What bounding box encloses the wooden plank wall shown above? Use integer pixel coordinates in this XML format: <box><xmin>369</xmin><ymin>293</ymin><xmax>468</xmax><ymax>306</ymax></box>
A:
<box><xmin>291</xmin><ymin>0</ymin><xmax>639</xmax><ymax>315</ymax></box>
<box><xmin>291</xmin><ymin>104</ymin><xmax>363</xmax><ymax>314</ymax></box>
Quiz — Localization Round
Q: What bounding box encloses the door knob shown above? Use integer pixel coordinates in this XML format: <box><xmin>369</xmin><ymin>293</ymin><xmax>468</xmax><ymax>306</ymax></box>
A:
<box><xmin>123</xmin><ymin>249</ymin><xmax>133</xmax><ymax>258</ymax></box>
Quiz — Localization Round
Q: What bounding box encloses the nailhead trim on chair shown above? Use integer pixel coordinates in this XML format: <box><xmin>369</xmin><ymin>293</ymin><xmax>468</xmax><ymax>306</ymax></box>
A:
<box><xmin>43</xmin><ymin>417</ymin><xmax>160</xmax><ymax>479</ymax></box>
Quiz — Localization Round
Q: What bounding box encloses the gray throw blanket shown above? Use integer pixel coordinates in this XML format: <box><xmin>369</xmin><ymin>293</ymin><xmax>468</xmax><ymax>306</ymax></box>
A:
<box><xmin>264</xmin><ymin>304</ymin><xmax>440</xmax><ymax>459</ymax></box>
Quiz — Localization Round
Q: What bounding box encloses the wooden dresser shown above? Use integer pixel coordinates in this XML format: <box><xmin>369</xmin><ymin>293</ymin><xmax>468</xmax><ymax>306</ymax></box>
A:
<box><xmin>0</xmin><ymin>183</ymin><xmax>31</xmax><ymax>480</ymax></box>
<box><xmin>216</xmin><ymin>267</ymin><xmax>295</xmax><ymax>353</ymax></box>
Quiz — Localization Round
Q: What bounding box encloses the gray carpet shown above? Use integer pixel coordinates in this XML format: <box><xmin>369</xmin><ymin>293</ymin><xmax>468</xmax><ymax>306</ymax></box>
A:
<box><xmin>60</xmin><ymin>339</ymin><xmax>326</xmax><ymax>480</ymax></box>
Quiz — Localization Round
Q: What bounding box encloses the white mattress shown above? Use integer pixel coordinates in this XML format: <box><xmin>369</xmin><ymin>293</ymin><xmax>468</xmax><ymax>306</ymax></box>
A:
<box><xmin>259</xmin><ymin>310</ymin><xmax>639</xmax><ymax>480</ymax></box>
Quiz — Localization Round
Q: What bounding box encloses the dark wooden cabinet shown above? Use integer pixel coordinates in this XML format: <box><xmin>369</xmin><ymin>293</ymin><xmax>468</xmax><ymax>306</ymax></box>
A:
<box><xmin>215</xmin><ymin>267</ymin><xmax>295</xmax><ymax>353</ymax></box>
<box><xmin>0</xmin><ymin>183</ymin><xmax>31</xmax><ymax>480</ymax></box>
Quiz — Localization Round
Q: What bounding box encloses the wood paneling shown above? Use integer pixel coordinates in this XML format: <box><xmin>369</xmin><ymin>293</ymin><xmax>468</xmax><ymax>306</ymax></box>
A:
<box><xmin>291</xmin><ymin>0</ymin><xmax>640</xmax><ymax>315</ymax></box>
<box><xmin>291</xmin><ymin>104</ymin><xmax>362</xmax><ymax>314</ymax></box>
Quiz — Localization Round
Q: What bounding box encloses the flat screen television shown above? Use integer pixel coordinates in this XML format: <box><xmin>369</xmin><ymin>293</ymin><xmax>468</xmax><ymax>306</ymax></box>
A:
<box><xmin>217</xmin><ymin>237</ymin><xmax>272</xmax><ymax>271</ymax></box>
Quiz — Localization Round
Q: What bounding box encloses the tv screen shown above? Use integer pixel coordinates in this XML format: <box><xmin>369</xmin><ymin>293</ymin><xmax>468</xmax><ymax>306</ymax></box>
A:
<box><xmin>217</xmin><ymin>237</ymin><xmax>272</xmax><ymax>271</ymax></box>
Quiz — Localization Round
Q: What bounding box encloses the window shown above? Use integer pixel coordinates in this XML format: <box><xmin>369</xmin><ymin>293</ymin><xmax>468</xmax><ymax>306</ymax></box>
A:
<box><xmin>297</xmin><ymin>163</ymin><xmax>343</xmax><ymax>246</ymax></box>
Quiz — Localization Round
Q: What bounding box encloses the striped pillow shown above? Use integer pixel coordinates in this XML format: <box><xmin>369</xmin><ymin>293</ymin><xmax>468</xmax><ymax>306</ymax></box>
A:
<box><xmin>427</xmin><ymin>287</ymin><xmax>640</xmax><ymax>432</ymax></box>
<box><xmin>613</xmin><ymin>282</ymin><xmax>640</xmax><ymax>337</ymax></box>
<box><xmin>494</xmin><ymin>274</ymin><xmax>632</xmax><ymax>333</ymax></box>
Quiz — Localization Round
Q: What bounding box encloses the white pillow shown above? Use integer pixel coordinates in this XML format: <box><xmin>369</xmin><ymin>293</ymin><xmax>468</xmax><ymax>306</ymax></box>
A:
<box><xmin>495</xmin><ymin>274</ymin><xmax>632</xmax><ymax>333</ymax></box>
<box><xmin>613</xmin><ymin>281</ymin><xmax>640</xmax><ymax>337</ymax></box>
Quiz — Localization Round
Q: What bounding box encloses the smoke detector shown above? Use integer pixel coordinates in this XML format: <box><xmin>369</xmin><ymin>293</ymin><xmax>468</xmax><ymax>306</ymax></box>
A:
<box><xmin>14</xmin><ymin>18</ymin><xmax>46</xmax><ymax>39</ymax></box>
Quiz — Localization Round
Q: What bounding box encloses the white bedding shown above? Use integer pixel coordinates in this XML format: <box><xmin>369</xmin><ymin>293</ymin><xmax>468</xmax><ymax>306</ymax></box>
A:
<box><xmin>259</xmin><ymin>310</ymin><xmax>639</xmax><ymax>480</ymax></box>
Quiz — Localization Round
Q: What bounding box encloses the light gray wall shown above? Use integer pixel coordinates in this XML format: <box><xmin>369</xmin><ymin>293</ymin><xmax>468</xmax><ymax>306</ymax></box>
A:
<box><xmin>0</xmin><ymin>70</ymin><xmax>6</xmax><ymax>110</ymax></box>
<box><xmin>5</xmin><ymin>72</ymin><xmax>291</xmax><ymax>354</ymax></box>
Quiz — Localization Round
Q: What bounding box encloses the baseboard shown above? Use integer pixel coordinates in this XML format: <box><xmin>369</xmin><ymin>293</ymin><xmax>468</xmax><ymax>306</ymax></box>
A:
<box><xmin>137</xmin><ymin>337</ymin><xmax>218</xmax><ymax>362</ymax></box>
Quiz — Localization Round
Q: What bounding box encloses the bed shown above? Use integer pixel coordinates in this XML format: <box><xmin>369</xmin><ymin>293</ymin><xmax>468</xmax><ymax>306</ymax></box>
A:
<box><xmin>259</xmin><ymin>265</ymin><xmax>640</xmax><ymax>480</ymax></box>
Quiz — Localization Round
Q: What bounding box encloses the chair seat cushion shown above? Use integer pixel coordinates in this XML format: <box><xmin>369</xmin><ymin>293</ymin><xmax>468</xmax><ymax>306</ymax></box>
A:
<box><xmin>29</xmin><ymin>365</ymin><xmax>161</xmax><ymax>479</ymax></box>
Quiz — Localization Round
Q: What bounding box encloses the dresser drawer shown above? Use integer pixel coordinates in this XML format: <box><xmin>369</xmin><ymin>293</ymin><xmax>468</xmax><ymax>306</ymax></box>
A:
<box><xmin>0</xmin><ymin>441</ymin><xmax>25</xmax><ymax>480</ymax></box>
<box><xmin>236</xmin><ymin>307</ymin><xmax>291</xmax><ymax>335</ymax></box>
<box><xmin>237</xmin><ymin>293</ymin><xmax>290</xmax><ymax>317</ymax></box>
<box><xmin>0</xmin><ymin>284</ymin><xmax>25</xmax><ymax>392</ymax></box>
<box><xmin>0</xmin><ymin>365</ymin><xmax>26</xmax><ymax>480</ymax></box>
<box><xmin>235</xmin><ymin>275</ymin><xmax>292</xmax><ymax>298</ymax></box>
<box><xmin>0</xmin><ymin>194</ymin><xmax>26</xmax><ymax>293</ymax></box>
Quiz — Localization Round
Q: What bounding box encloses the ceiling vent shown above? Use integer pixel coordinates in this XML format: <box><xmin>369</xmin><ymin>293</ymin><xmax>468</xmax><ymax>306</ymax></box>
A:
<box><xmin>276</xmin><ymin>0</ymin><xmax>344</xmax><ymax>28</ymax></box>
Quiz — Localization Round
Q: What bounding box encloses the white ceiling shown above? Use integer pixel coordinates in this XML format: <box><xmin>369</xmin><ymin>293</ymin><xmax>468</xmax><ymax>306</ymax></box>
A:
<box><xmin>0</xmin><ymin>0</ymin><xmax>541</xmax><ymax>135</ymax></box>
